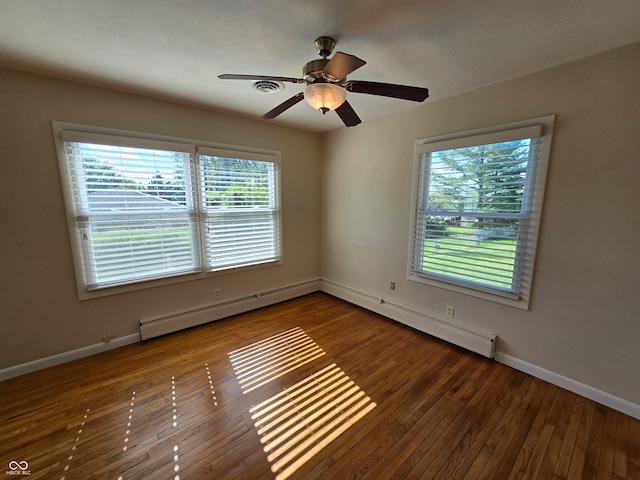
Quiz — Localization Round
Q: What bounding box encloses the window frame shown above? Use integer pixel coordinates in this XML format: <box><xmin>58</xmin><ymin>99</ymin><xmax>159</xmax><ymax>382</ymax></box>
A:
<box><xmin>198</xmin><ymin>146</ymin><xmax>282</xmax><ymax>273</ymax></box>
<box><xmin>53</xmin><ymin>122</ymin><xmax>282</xmax><ymax>300</ymax></box>
<box><xmin>407</xmin><ymin>115</ymin><xmax>555</xmax><ymax>309</ymax></box>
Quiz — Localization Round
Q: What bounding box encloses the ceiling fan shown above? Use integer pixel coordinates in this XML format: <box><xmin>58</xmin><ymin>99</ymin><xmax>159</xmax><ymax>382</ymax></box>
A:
<box><xmin>218</xmin><ymin>36</ymin><xmax>429</xmax><ymax>127</ymax></box>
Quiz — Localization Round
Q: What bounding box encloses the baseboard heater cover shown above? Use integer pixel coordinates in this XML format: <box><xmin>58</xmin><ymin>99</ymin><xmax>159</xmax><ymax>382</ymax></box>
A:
<box><xmin>139</xmin><ymin>280</ymin><xmax>321</xmax><ymax>340</ymax></box>
<box><xmin>320</xmin><ymin>280</ymin><xmax>496</xmax><ymax>359</ymax></box>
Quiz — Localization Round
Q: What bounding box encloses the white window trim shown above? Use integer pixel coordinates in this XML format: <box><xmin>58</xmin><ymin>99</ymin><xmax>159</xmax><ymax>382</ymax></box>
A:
<box><xmin>52</xmin><ymin>121</ymin><xmax>282</xmax><ymax>300</ymax></box>
<box><xmin>407</xmin><ymin>115</ymin><xmax>555</xmax><ymax>309</ymax></box>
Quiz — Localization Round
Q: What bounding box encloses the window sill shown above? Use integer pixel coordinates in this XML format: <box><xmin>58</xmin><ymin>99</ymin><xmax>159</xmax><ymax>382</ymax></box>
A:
<box><xmin>407</xmin><ymin>273</ymin><xmax>530</xmax><ymax>310</ymax></box>
<box><xmin>75</xmin><ymin>259</ymin><xmax>283</xmax><ymax>301</ymax></box>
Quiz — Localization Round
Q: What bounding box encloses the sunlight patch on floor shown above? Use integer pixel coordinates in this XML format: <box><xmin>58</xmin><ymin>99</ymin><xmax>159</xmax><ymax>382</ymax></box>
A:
<box><xmin>249</xmin><ymin>363</ymin><xmax>376</xmax><ymax>480</ymax></box>
<box><xmin>228</xmin><ymin>327</ymin><xmax>326</xmax><ymax>393</ymax></box>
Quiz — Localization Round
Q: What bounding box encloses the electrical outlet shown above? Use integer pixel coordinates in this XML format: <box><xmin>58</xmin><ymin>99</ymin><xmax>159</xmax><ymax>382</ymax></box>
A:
<box><xmin>214</xmin><ymin>289</ymin><xmax>221</xmax><ymax>299</ymax></box>
<box><xmin>102</xmin><ymin>334</ymin><xmax>112</xmax><ymax>343</ymax></box>
<box><xmin>390</xmin><ymin>280</ymin><xmax>396</xmax><ymax>291</ymax></box>
<box><xmin>446</xmin><ymin>306</ymin><xmax>455</xmax><ymax>318</ymax></box>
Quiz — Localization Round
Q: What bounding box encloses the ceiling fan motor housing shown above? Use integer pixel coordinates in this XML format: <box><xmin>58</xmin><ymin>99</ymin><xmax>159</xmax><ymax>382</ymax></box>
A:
<box><xmin>303</xmin><ymin>58</ymin><xmax>331</xmax><ymax>82</ymax></box>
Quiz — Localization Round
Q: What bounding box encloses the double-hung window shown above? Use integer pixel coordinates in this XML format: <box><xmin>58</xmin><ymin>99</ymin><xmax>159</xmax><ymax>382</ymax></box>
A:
<box><xmin>54</xmin><ymin>123</ymin><xmax>281</xmax><ymax>298</ymax></box>
<box><xmin>199</xmin><ymin>147</ymin><xmax>280</xmax><ymax>271</ymax></box>
<box><xmin>409</xmin><ymin>116</ymin><xmax>554</xmax><ymax>308</ymax></box>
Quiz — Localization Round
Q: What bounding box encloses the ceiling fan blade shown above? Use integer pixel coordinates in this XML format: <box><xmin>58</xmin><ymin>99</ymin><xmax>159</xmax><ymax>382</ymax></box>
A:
<box><xmin>344</xmin><ymin>80</ymin><xmax>429</xmax><ymax>102</ymax></box>
<box><xmin>335</xmin><ymin>100</ymin><xmax>362</xmax><ymax>127</ymax></box>
<box><xmin>262</xmin><ymin>92</ymin><xmax>305</xmax><ymax>119</ymax></box>
<box><xmin>218</xmin><ymin>74</ymin><xmax>304</xmax><ymax>84</ymax></box>
<box><xmin>322</xmin><ymin>52</ymin><xmax>366</xmax><ymax>81</ymax></box>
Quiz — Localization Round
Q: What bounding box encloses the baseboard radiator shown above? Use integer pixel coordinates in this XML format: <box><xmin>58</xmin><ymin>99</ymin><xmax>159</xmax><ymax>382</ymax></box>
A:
<box><xmin>320</xmin><ymin>280</ymin><xmax>496</xmax><ymax>359</ymax></box>
<box><xmin>140</xmin><ymin>278</ymin><xmax>495</xmax><ymax>358</ymax></box>
<box><xmin>139</xmin><ymin>280</ymin><xmax>321</xmax><ymax>340</ymax></box>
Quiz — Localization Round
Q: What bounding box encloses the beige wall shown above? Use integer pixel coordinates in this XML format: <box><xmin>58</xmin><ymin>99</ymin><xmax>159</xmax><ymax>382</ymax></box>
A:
<box><xmin>0</xmin><ymin>69</ymin><xmax>321</xmax><ymax>368</ymax></box>
<box><xmin>321</xmin><ymin>42</ymin><xmax>640</xmax><ymax>406</ymax></box>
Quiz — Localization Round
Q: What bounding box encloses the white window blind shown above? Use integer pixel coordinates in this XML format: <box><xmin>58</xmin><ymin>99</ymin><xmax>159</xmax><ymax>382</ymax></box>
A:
<box><xmin>198</xmin><ymin>147</ymin><xmax>281</xmax><ymax>271</ymax></box>
<box><xmin>56</xmin><ymin>125</ymin><xmax>283</xmax><ymax>295</ymax></box>
<box><xmin>61</xmin><ymin>132</ymin><xmax>201</xmax><ymax>289</ymax></box>
<box><xmin>410</xmin><ymin>117</ymin><xmax>554</xmax><ymax>307</ymax></box>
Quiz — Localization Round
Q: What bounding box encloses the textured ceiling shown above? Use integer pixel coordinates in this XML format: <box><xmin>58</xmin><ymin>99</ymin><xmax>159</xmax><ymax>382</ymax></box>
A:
<box><xmin>1</xmin><ymin>0</ymin><xmax>640</xmax><ymax>132</ymax></box>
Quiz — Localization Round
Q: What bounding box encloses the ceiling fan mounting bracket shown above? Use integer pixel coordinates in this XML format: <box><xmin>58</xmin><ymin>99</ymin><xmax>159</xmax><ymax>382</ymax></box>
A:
<box><xmin>314</xmin><ymin>36</ymin><xmax>336</xmax><ymax>58</ymax></box>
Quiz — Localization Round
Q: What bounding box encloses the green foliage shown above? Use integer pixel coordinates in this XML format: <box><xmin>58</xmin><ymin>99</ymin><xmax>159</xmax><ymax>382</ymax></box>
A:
<box><xmin>428</xmin><ymin>140</ymin><xmax>529</xmax><ymax>228</ymax></box>
<box><xmin>82</xmin><ymin>157</ymin><xmax>138</xmax><ymax>191</ymax></box>
<box><xmin>82</xmin><ymin>155</ymin><xmax>272</xmax><ymax>208</ymax></box>
<box><xmin>424</xmin><ymin>216</ymin><xmax>448</xmax><ymax>237</ymax></box>
<box><xmin>146</xmin><ymin>172</ymin><xmax>187</xmax><ymax>204</ymax></box>
<box><xmin>202</xmin><ymin>156</ymin><xmax>271</xmax><ymax>207</ymax></box>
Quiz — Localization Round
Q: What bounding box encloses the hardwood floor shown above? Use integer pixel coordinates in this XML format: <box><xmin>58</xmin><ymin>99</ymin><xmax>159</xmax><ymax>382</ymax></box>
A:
<box><xmin>1</xmin><ymin>293</ymin><xmax>639</xmax><ymax>479</ymax></box>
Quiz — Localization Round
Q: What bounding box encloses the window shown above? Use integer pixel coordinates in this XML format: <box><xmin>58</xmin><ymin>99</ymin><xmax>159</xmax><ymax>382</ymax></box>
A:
<box><xmin>409</xmin><ymin>116</ymin><xmax>554</xmax><ymax>308</ymax></box>
<box><xmin>54</xmin><ymin>124</ymin><xmax>281</xmax><ymax>297</ymax></box>
<box><xmin>199</xmin><ymin>147</ymin><xmax>280</xmax><ymax>272</ymax></box>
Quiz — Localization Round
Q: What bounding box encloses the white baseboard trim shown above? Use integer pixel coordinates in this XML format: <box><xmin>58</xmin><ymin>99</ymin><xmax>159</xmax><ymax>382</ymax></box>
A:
<box><xmin>320</xmin><ymin>279</ymin><xmax>496</xmax><ymax>358</ymax></box>
<box><xmin>0</xmin><ymin>333</ymin><xmax>141</xmax><ymax>382</ymax></box>
<box><xmin>495</xmin><ymin>352</ymin><xmax>640</xmax><ymax>420</ymax></box>
<box><xmin>320</xmin><ymin>279</ymin><xmax>639</xmax><ymax>419</ymax></box>
<box><xmin>2</xmin><ymin>279</ymin><xmax>322</xmax><ymax>381</ymax></box>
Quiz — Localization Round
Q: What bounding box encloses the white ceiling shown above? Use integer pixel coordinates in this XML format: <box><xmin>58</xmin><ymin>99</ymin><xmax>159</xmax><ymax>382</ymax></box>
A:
<box><xmin>2</xmin><ymin>0</ymin><xmax>640</xmax><ymax>132</ymax></box>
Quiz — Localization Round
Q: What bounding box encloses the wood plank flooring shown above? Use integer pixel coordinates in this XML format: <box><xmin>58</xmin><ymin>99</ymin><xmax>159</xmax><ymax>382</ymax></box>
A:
<box><xmin>1</xmin><ymin>292</ymin><xmax>639</xmax><ymax>479</ymax></box>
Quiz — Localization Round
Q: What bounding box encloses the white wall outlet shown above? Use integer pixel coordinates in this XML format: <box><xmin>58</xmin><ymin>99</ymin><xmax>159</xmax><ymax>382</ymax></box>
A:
<box><xmin>214</xmin><ymin>289</ymin><xmax>221</xmax><ymax>299</ymax></box>
<box><xmin>446</xmin><ymin>306</ymin><xmax>455</xmax><ymax>318</ymax></box>
<box><xmin>390</xmin><ymin>280</ymin><xmax>396</xmax><ymax>290</ymax></box>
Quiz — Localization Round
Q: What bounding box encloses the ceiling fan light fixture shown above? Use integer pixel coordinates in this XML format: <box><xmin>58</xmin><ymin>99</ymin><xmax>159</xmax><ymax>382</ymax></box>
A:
<box><xmin>304</xmin><ymin>83</ymin><xmax>346</xmax><ymax>114</ymax></box>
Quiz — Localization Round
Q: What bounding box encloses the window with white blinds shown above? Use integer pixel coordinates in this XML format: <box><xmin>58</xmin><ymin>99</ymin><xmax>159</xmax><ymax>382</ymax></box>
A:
<box><xmin>409</xmin><ymin>116</ymin><xmax>554</xmax><ymax>308</ymax></box>
<box><xmin>56</xmin><ymin>125</ymin><xmax>281</xmax><ymax>294</ymax></box>
<box><xmin>199</xmin><ymin>147</ymin><xmax>281</xmax><ymax>272</ymax></box>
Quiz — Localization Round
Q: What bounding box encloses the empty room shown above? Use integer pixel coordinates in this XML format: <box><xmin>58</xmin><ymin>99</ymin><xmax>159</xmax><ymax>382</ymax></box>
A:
<box><xmin>1</xmin><ymin>1</ymin><xmax>639</xmax><ymax>479</ymax></box>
